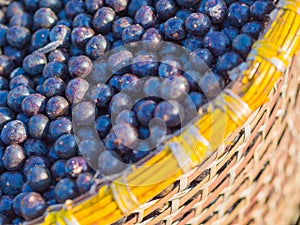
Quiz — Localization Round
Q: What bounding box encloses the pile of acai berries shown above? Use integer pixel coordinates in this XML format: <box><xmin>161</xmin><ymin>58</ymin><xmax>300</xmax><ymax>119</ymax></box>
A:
<box><xmin>0</xmin><ymin>0</ymin><xmax>275</xmax><ymax>223</ymax></box>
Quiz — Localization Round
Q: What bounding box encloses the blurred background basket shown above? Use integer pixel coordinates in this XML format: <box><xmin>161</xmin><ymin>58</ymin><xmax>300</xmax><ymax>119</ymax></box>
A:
<box><xmin>27</xmin><ymin>0</ymin><xmax>300</xmax><ymax>224</ymax></box>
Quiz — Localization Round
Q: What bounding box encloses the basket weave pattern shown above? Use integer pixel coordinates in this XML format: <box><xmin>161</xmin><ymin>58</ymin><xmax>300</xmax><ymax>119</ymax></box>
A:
<box><xmin>25</xmin><ymin>1</ymin><xmax>300</xmax><ymax>225</ymax></box>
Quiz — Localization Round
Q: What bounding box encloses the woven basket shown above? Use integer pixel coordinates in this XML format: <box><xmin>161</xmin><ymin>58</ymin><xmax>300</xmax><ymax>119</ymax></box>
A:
<box><xmin>26</xmin><ymin>0</ymin><xmax>300</xmax><ymax>225</ymax></box>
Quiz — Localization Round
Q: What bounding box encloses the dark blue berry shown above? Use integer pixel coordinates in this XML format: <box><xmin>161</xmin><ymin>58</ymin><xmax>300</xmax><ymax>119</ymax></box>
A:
<box><xmin>51</xmin><ymin>160</ymin><xmax>66</xmax><ymax>180</ymax></box>
<box><xmin>7</xmin><ymin>85</ymin><xmax>34</xmax><ymax>112</ymax></box>
<box><xmin>227</xmin><ymin>2</ymin><xmax>250</xmax><ymax>28</ymax></box>
<box><xmin>9</xmin><ymin>67</ymin><xmax>27</xmax><ymax>79</ymax></box>
<box><xmin>76</xmin><ymin>172</ymin><xmax>95</xmax><ymax>194</ymax></box>
<box><xmin>71</xmin><ymin>27</ymin><xmax>95</xmax><ymax>49</ymax></box>
<box><xmin>49</xmin><ymin>25</ymin><xmax>71</xmax><ymax>47</ymax></box>
<box><xmin>131</xmin><ymin>54</ymin><xmax>158</xmax><ymax>77</ymax></box>
<box><xmin>65</xmin><ymin>156</ymin><xmax>89</xmax><ymax>178</ymax></box>
<box><xmin>46</xmin><ymin>96</ymin><xmax>69</xmax><ymax>120</ymax></box>
<box><xmin>222</xmin><ymin>25</ymin><xmax>239</xmax><ymax>41</ymax></box>
<box><xmin>23</xmin><ymin>156</ymin><xmax>50</xmax><ymax>176</ymax></box>
<box><xmin>182</xmin><ymin>70</ymin><xmax>202</xmax><ymax>91</ymax></box>
<box><xmin>1</xmin><ymin>120</ymin><xmax>27</xmax><ymax>145</ymax></box>
<box><xmin>115</xmin><ymin>110</ymin><xmax>138</xmax><ymax>127</ymax></box>
<box><xmin>20</xmin><ymin>192</ymin><xmax>46</xmax><ymax>220</ymax></box>
<box><xmin>34</xmin><ymin>8</ymin><xmax>58</xmax><ymax>29</ymax></box>
<box><xmin>73</xmin><ymin>101</ymin><xmax>96</xmax><ymax>126</ymax></box>
<box><xmin>65</xmin><ymin>0</ymin><xmax>86</xmax><ymax>19</ymax></box>
<box><xmin>160</xmin><ymin>75</ymin><xmax>189</xmax><ymax>100</ymax></box>
<box><xmin>0</xmin><ymin>77</ymin><xmax>8</xmax><ymax>90</ymax></box>
<box><xmin>48</xmin><ymin>145</ymin><xmax>59</xmax><ymax>162</ymax></box>
<box><xmin>95</xmin><ymin>114</ymin><xmax>112</xmax><ymax>138</ymax></box>
<box><xmin>176</xmin><ymin>9</ymin><xmax>192</xmax><ymax>20</ymax></box>
<box><xmin>90</xmin><ymin>84</ymin><xmax>114</xmax><ymax>108</ymax></box>
<box><xmin>204</xmin><ymin>0</ymin><xmax>227</xmax><ymax>24</ymax></box>
<box><xmin>86</xmin><ymin>0</ymin><xmax>104</xmax><ymax>14</ymax></box>
<box><xmin>23</xmin><ymin>0</ymin><xmax>39</xmax><ymax>12</ymax></box>
<box><xmin>85</xmin><ymin>34</ymin><xmax>109</xmax><ymax>59</ymax></box>
<box><xmin>184</xmin><ymin>34</ymin><xmax>203</xmax><ymax>51</ymax></box>
<box><xmin>48</xmin><ymin>116</ymin><xmax>72</xmax><ymax>141</ymax></box>
<box><xmin>241</xmin><ymin>21</ymin><xmax>263</xmax><ymax>39</ymax></box>
<box><xmin>39</xmin><ymin>0</ymin><xmax>63</xmax><ymax>12</ymax></box>
<box><xmin>232</xmin><ymin>33</ymin><xmax>254</xmax><ymax>58</ymax></box>
<box><xmin>3</xmin><ymin>144</ymin><xmax>26</xmax><ymax>171</ymax></box>
<box><xmin>142</xmin><ymin>28</ymin><xmax>162</xmax><ymax>50</ymax></box>
<box><xmin>93</xmin><ymin>7</ymin><xmax>116</xmax><ymax>33</ymax></box>
<box><xmin>136</xmin><ymin>100</ymin><xmax>157</xmax><ymax>125</ymax></box>
<box><xmin>109</xmin><ymin>92</ymin><xmax>131</xmax><ymax>114</ymax></box>
<box><xmin>143</xmin><ymin>77</ymin><xmax>161</xmax><ymax>97</ymax></box>
<box><xmin>250</xmin><ymin>1</ymin><xmax>275</xmax><ymax>21</ymax></box>
<box><xmin>158</xmin><ymin>57</ymin><xmax>182</xmax><ymax>78</ymax></box>
<box><xmin>190</xmin><ymin>48</ymin><xmax>214</xmax><ymax>69</ymax></box>
<box><xmin>48</xmin><ymin>48</ymin><xmax>69</xmax><ymax>63</ymax></box>
<box><xmin>185</xmin><ymin>13</ymin><xmax>211</xmax><ymax>36</ymax></box>
<box><xmin>0</xmin><ymin>146</ymin><xmax>5</xmax><ymax>173</ymax></box>
<box><xmin>0</xmin><ymin>107</ymin><xmax>15</xmax><ymax>129</ymax></box>
<box><xmin>0</xmin><ymin>196</ymin><xmax>13</xmax><ymax>215</ymax></box>
<box><xmin>6</xmin><ymin>2</ymin><xmax>24</xmax><ymax>19</ymax></box>
<box><xmin>65</xmin><ymin>78</ymin><xmax>89</xmax><ymax>105</ymax></box>
<box><xmin>106</xmin><ymin>0</ymin><xmax>128</xmax><ymax>12</ymax></box>
<box><xmin>176</xmin><ymin>0</ymin><xmax>200</xmax><ymax>8</ymax></box>
<box><xmin>128</xmin><ymin>0</ymin><xmax>153</xmax><ymax>17</ymax></box>
<box><xmin>12</xmin><ymin>217</ymin><xmax>24</xmax><ymax>224</ymax></box>
<box><xmin>0</xmin><ymin>55</ymin><xmax>15</xmax><ymax>76</ymax></box>
<box><xmin>42</xmin><ymin>61</ymin><xmax>67</xmax><ymax>78</ymax></box>
<box><xmin>54</xmin><ymin>134</ymin><xmax>78</xmax><ymax>159</ymax></box>
<box><xmin>42</xmin><ymin>77</ymin><xmax>66</xmax><ymax>98</ymax></box>
<box><xmin>135</xmin><ymin>6</ymin><xmax>156</xmax><ymax>29</ymax></box>
<box><xmin>0</xmin><ymin>172</ymin><xmax>25</xmax><ymax>196</ymax></box>
<box><xmin>155</xmin><ymin>0</ymin><xmax>178</xmax><ymax>21</ymax></box>
<box><xmin>70</xmin><ymin>44</ymin><xmax>85</xmax><ymax>57</ymax></box>
<box><xmin>23</xmin><ymin>52</ymin><xmax>47</xmax><ymax>76</ymax></box>
<box><xmin>3</xmin><ymin>46</ymin><xmax>27</xmax><ymax>67</ymax></box>
<box><xmin>154</xmin><ymin>100</ymin><xmax>184</xmax><ymax>127</ymax></box>
<box><xmin>21</xmin><ymin>93</ymin><xmax>47</xmax><ymax>116</ymax></box>
<box><xmin>113</xmin><ymin>123</ymin><xmax>138</xmax><ymax>151</ymax></box>
<box><xmin>9</xmin><ymin>12</ymin><xmax>32</xmax><ymax>28</ymax></box>
<box><xmin>164</xmin><ymin>17</ymin><xmax>186</xmax><ymax>40</ymax></box>
<box><xmin>107</xmin><ymin>50</ymin><xmax>133</xmax><ymax>75</ymax></box>
<box><xmin>119</xmin><ymin>74</ymin><xmax>141</xmax><ymax>94</ymax></box>
<box><xmin>138</xmin><ymin>126</ymin><xmax>151</xmax><ymax>140</ymax></box>
<box><xmin>216</xmin><ymin>51</ymin><xmax>243</xmax><ymax>74</ymax></box>
<box><xmin>12</xmin><ymin>193</ymin><xmax>27</xmax><ymax>217</ymax></box>
<box><xmin>24</xmin><ymin>138</ymin><xmax>48</xmax><ymax>157</ymax></box>
<box><xmin>0</xmin><ymin>25</ymin><xmax>8</xmax><ymax>47</ymax></box>
<box><xmin>28</xmin><ymin>114</ymin><xmax>49</xmax><ymax>139</ymax></box>
<box><xmin>27</xmin><ymin>166</ymin><xmax>51</xmax><ymax>192</ymax></box>
<box><xmin>0</xmin><ymin>91</ymin><xmax>8</xmax><ymax>107</ymax></box>
<box><xmin>188</xmin><ymin>92</ymin><xmax>207</xmax><ymax>110</ymax></box>
<box><xmin>16</xmin><ymin>113</ymin><xmax>30</xmax><ymax>124</ymax></box>
<box><xmin>55</xmin><ymin>178</ymin><xmax>79</xmax><ymax>203</ymax></box>
<box><xmin>122</xmin><ymin>24</ymin><xmax>145</xmax><ymax>46</ymax></box>
<box><xmin>42</xmin><ymin>187</ymin><xmax>56</xmax><ymax>206</ymax></box>
<box><xmin>113</xmin><ymin>17</ymin><xmax>133</xmax><ymax>39</ymax></box>
<box><xmin>9</xmin><ymin>75</ymin><xmax>33</xmax><ymax>90</ymax></box>
<box><xmin>199</xmin><ymin>72</ymin><xmax>225</xmax><ymax>98</ymax></box>
<box><xmin>78</xmin><ymin>139</ymin><xmax>102</xmax><ymax>168</ymax></box>
<box><xmin>203</xmin><ymin>31</ymin><xmax>230</xmax><ymax>56</ymax></box>
<box><xmin>68</xmin><ymin>55</ymin><xmax>93</xmax><ymax>78</ymax></box>
<box><xmin>21</xmin><ymin>182</ymin><xmax>33</xmax><ymax>193</ymax></box>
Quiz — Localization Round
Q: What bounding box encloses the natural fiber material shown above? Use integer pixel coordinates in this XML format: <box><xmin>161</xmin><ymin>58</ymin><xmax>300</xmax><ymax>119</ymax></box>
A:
<box><xmin>26</xmin><ymin>1</ymin><xmax>300</xmax><ymax>224</ymax></box>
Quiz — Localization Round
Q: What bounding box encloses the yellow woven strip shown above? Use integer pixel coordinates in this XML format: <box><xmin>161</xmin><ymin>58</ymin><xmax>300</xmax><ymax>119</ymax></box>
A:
<box><xmin>41</xmin><ymin>3</ymin><xmax>300</xmax><ymax>225</ymax></box>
